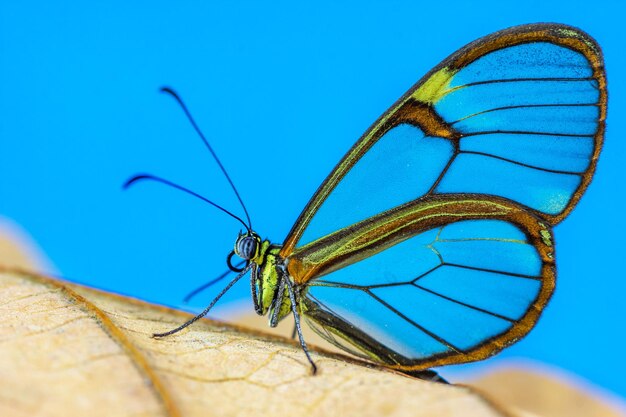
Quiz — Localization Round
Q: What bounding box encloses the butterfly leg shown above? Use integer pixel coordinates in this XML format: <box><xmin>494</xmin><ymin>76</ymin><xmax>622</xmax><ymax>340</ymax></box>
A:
<box><xmin>250</xmin><ymin>264</ymin><xmax>264</xmax><ymax>315</ymax></box>
<box><xmin>268</xmin><ymin>274</ymin><xmax>286</xmax><ymax>327</ymax></box>
<box><xmin>281</xmin><ymin>272</ymin><xmax>318</xmax><ymax>375</ymax></box>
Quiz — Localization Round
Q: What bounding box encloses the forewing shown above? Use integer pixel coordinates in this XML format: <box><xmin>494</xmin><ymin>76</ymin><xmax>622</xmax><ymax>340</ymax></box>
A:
<box><xmin>281</xmin><ymin>23</ymin><xmax>605</xmax><ymax>255</ymax></box>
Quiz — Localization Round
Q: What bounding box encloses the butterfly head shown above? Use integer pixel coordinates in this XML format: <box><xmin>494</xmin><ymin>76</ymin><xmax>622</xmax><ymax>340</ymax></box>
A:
<box><xmin>234</xmin><ymin>230</ymin><xmax>262</xmax><ymax>262</ymax></box>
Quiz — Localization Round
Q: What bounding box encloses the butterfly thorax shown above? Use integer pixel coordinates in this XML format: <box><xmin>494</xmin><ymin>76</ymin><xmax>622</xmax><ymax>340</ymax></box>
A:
<box><xmin>234</xmin><ymin>233</ymin><xmax>293</xmax><ymax>325</ymax></box>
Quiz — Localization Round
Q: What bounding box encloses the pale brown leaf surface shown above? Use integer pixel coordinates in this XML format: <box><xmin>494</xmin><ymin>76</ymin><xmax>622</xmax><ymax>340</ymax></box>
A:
<box><xmin>1</xmin><ymin>230</ymin><xmax>624</xmax><ymax>417</ymax></box>
<box><xmin>0</xmin><ymin>268</ymin><xmax>514</xmax><ymax>417</ymax></box>
<box><xmin>240</xmin><ymin>309</ymin><xmax>626</xmax><ymax>417</ymax></box>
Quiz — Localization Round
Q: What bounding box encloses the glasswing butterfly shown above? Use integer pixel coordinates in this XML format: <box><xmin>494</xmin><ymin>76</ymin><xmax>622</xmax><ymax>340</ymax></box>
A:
<box><xmin>126</xmin><ymin>23</ymin><xmax>606</xmax><ymax>376</ymax></box>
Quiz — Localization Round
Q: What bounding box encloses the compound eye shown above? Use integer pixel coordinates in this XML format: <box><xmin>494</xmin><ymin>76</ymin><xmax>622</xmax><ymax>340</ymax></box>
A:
<box><xmin>237</xmin><ymin>236</ymin><xmax>257</xmax><ymax>260</ymax></box>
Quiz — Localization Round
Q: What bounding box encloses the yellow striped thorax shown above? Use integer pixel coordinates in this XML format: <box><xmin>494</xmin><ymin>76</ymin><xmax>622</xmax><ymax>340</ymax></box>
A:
<box><xmin>234</xmin><ymin>232</ymin><xmax>292</xmax><ymax>326</ymax></box>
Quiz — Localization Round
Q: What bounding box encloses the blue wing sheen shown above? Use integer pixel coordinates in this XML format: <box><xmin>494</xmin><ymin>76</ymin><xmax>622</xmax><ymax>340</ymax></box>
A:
<box><xmin>437</xmin><ymin>154</ymin><xmax>581</xmax><ymax>215</ymax></box>
<box><xmin>438</xmin><ymin>80</ymin><xmax>599</xmax><ymax>121</ymax></box>
<box><xmin>371</xmin><ymin>285</ymin><xmax>512</xmax><ymax>351</ymax></box>
<box><xmin>459</xmin><ymin>133</ymin><xmax>594</xmax><ymax>173</ymax></box>
<box><xmin>314</xmin><ymin>229</ymin><xmax>440</xmax><ymax>287</ymax></box>
<box><xmin>452</xmin><ymin>105</ymin><xmax>599</xmax><ymax>136</ymax></box>
<box><xmin>296</xmin><ymin>41</ymin><xmax>600</xmax><ymax>250</ymax></box>
<box><xmin>307</xmin><ymin>220</ymin><xmax>545</xmax><ymax>360</ymax></box>
<box><xmin>299</xmin><ymin>124</ymin><xmax>454</xmax><ymax>247</ymax></box>
<box><xmin>308</xmin><ymin>288</ymin><xmax>451</xmax><ymax>359</ymax></box>
<box><xmin>448</xmin><ymin>42</ymin><xmax>593</xmax><ymax>84</ymax></box>
<box><xmin>417</xmin><ymin>268</ymin><xmax>541</xmax><ymax>321</ymax></box>
<box><xmin>431</xmin><ymin>41</ymin><xmax>601</xmax><ymax>217</ymax></box>
<box><xmin>433</xmin><ymin>239</ymin><xmax>541</xmax><ymax>277</ymax></box>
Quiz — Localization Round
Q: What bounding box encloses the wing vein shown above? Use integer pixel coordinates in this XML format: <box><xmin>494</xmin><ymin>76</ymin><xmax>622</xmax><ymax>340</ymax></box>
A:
<box><xmin>462</xmin><ymin>130</ymin><xmax>595</xmax><ymax>138</ymax></box>
<box><xmin>366</xmin><ymin>290</ymin><xmax>464</xmax><ymax>354</ymax></box>
<box><xmin>458</xmin><ymin>150</ymin><xmax>585</xmax><ymax>175</ymax></box>
<box><xmin>446</xmin><ymin>76</ymin><xmax>597</xmax><ymax>94</ymax></box>
<box><xmin>451</xmin><ymin>103</ymin><xmax>599</xmax><ymax>125</ymax></box>
<box><xmin>439</xmin><ymin>263</ymin><xmax>543</xmax><ymax>280</ymax></box>
<box><xmin>412</xmin><ymin>283</ymin><xmax>516</xmax><ymax>322</ymax></box>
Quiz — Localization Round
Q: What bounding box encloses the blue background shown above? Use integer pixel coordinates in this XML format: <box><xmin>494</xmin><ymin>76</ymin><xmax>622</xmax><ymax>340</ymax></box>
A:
<box><xmin>1</xmin><ymin>1</ymin><xmax>624</xmax><ymax>397</ymax></box>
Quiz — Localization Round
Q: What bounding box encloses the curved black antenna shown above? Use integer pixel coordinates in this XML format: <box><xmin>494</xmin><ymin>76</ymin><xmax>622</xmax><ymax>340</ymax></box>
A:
<box><xmin>160</xmin><ymin>86</ymin><xmax>252</xmax><ymax>229</ymax></box>
<box><xmin>124</xmin><ymin>174</ymin><xmax>250</xmax><ymax>232</ymax></box>
<box><xmin>226</xmin><ymin>251</ymin><xmax>246</xmax><ymax>273</ymax></box>
<box><xmin>183</xmin><ymin>259</ymin><xmax>246</xmax><ymax>304</ymax></box>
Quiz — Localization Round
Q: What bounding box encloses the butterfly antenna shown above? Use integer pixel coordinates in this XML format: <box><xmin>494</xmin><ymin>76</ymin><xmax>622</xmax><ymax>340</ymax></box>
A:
<box><xmin>153</xmin><ymin>264</ymin><xmax>253</xmax><ymax>338</ymax></box>
<box><xmin>160</xmin><ymin>86</ymin><xmax>253</xmax><ymax>229</ymax></box>
<box><xmin>182</xmin><ymin>259</ymin><xmax>246</xmax><ymax>303</ymax></box>
<box><xmin>124</xmin><ymin>174</ymin><xmax>250</xmax><ymax>232</ymax></box>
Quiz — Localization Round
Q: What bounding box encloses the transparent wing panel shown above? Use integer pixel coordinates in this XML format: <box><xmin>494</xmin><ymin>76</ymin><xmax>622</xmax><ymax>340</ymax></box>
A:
<box><xmin>370</xmin><ymin>285</ymin><xmax>512</xmax><ymax>351</ymax></box>
<box><xmin>417</xmin><ymin>267</ymin><xmax>541</xmax><ymax>321</ymax></box>
<box><xmin>307</xmin><ymin>287</ymin><xmax>451</xmax><ymax>359</ymax></box>
<box><xmin>430</xmin><ymin>41</ymin><xmax>601</xmax><ymax>216</ymax></box>
<box><xmin>436</xmin><ymin>153</ymin><xmax>581</xmax><ymax>215</ymax></box>
<box><xmin>448</xmin><ymin>42</ymin><xmax>593</xmax><ymax>84</ymax></box>
<box><xmin>310</xmin><ymin>228</ymin><xmax>440</xmax><ymax>287</ymax></box>
<box><xmin>452</xmin><ymin>105</ymin><xmax>599</xmax><ymax>136</ymax></box>
<box><xmin>304</xmin><ymin>219</ymin><xmax>547</xmax><ymax>363</ymax></box>
<box><xmin>459</xmin><ymin>133</ymin><xmax>594</xmax><ymax>173</ymax></box>
<box><xmin>291</xmin><ymin>38</ymin><xmax>602</xmax><ymax>251</ymax></box>
<box><xmin>299</xmin><ymin>124</ymin><xmax>454</xmax><ymax>246</ymax></box>
<box><xmin>437</xmin><ymin>79</ymin><xmax>600</xmax><ymax>121</ymax></box>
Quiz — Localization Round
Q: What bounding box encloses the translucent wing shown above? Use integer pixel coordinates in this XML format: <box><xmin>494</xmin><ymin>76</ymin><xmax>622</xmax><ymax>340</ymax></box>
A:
<box><xmin>278</xmin><ymin>24</ymin><xmax>605</xmax><ymax>370</ymax></box>
<box><xmin>297</xmin><ymin>198</ymin><xmax>555</xmax><ymax>369</ymax></box>
<box><xmin>281</xmin><ymin>23</ymin><xmax>606</xmax><ymax>255</ymax></box>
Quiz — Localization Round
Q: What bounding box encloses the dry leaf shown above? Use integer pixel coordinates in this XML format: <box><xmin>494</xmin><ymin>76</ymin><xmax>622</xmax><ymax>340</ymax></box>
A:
<box><xmin>0</xmin><ymin>267</ymin><xmax>515</xmax><ymax>417</ymax></box>
<box><xmin>1</xmin><ymin>232</ymin><xmax>624</xmax><ymax>417</ymax></box>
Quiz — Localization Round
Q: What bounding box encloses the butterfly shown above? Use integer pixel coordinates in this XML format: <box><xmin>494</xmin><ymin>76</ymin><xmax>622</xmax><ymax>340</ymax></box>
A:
<box><xmin>126</xmin><ymin>23</ymin><xmax>606</xmax><ymax>377</ymax></box>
